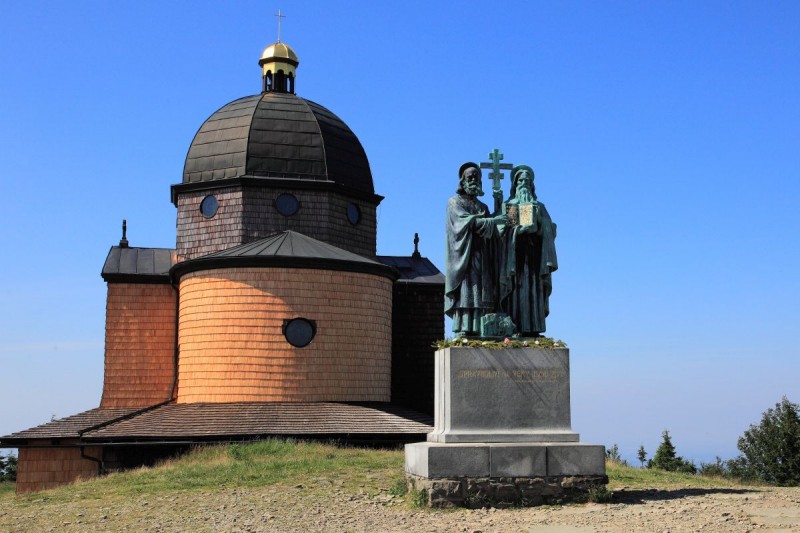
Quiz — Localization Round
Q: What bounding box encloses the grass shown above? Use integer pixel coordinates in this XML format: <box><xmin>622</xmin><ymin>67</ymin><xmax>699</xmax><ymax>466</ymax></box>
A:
<box><xmin>0</xmin><ymin>481</ymin><xmax>14</xmax><ymax>496</ymax></box>
<box><xmin>2</xmin><ymin>442</ymin><xmax>759</xmax><ymax>509</ymax></box>
<box><xmin>6</xmin><ymin>439</ymin><xmax>407</xmax><ymax>506</ymax></box>
<box><xmin>606</xmin><ymin>459</ymin><xmax>752</xmax><ymax>490</ymax></box>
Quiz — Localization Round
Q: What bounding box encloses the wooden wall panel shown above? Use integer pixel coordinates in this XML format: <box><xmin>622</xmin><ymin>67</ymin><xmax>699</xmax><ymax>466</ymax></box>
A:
<box><xmin>16</xmin><ymin>446</ymin><xmax>102</xmax><ymax>493</ymax></box>
<box><xmin>177</xmin><ymin>268</ymin><xmax>392</xmax><ymax>403</ymax></box>
<box><xmin>101</xmin><ymin>283</ymin><xmax>176</xmax><ymax>408</ymax></box>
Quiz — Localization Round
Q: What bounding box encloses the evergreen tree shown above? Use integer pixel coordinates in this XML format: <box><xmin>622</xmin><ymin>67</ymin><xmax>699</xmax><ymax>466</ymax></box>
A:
<box><xmin>637</xmin><ymin>445</ymin><xmax>647</xmax><ymax>467</ymax></box>
<box><xmin>606</xmin><ymin>443</ymin><xmax>622</xmax><ymax>462</ymax></box>
<box><xmin>0</xmin><ymin>453</ymin><xmax>17</xmax><ymax>482</ymax></box>
<box><xmin>648</xmin><ymin>430</ymin><xmax>696</xmax><ymax>473</ymax></box>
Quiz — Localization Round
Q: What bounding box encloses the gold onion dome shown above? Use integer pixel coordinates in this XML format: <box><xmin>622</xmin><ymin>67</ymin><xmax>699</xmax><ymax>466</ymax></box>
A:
<box><xmin>259</xmin><ymin>42</ymin><xmax>299</xmax><ymax>66</ymax></box>
<box><xmin>259</xmin><ymin>41</ymin><xmax>299</xmax><ymax>93</ymax></box>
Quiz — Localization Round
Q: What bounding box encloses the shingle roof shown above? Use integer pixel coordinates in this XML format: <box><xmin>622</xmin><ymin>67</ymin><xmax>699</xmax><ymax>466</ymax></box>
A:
<box><xmin>101</xmin><ymin>246</ymin><xmax>177</xmax><ymax>283</ymax></box>
<box><xmin>0</xmin><ymin>407</ymin><xmax>139</xmax><ymax>443</ymax></box>
<box><xmin>82</xmin><ymin>402</ymin><xmax>432</xmax><ymax>442</ymax></box>
<box><xmin>182</xmin><ymin>92</ymin><xmax>373</xmax><ymax>194</ymax></box>
<box><xmin>376</xmin><ymin>256</ymin><xmax>445</xmax><ymax>284</ymax></box>
<box><xmin>171</xmin><ymin>231</ymin><xmax>397</xmax><ymax>280</ymax></box>
<box><xmin>0</xmin><ymin>403</ymin><xmax>433</xmax><ymax>446</ymax></box>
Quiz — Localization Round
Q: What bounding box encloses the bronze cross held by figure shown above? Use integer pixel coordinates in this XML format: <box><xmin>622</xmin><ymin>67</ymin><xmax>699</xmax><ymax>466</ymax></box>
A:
<box><xmin>480</xmin><ymin>148</ymin><xmax>513</xmax><ymax>193</ymax></box>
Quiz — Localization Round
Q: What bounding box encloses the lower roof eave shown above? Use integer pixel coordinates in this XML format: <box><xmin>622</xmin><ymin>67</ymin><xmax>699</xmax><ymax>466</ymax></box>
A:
<box><xmin>79</xmin><ymin>432</ymin><xmax>429</xmax><ymax>446</ymax></box>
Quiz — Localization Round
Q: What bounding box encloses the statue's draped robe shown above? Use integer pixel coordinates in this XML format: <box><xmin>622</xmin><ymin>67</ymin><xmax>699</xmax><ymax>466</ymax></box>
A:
<box><xmin>445</xmin><ymin>195</ymin><xmax>499</xmax><ymax>335</ymax></box>
<box><xmin>499</xmin><ymin>201</ymin><xmax>558</xmax><ymax>335</ymax></box>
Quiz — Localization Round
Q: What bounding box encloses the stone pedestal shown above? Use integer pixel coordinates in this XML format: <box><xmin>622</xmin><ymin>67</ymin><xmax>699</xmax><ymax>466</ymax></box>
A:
<box><xmin>405</xmin><ymin>347</ymin><xmax>606</xmax><ymax>507</ymax></box>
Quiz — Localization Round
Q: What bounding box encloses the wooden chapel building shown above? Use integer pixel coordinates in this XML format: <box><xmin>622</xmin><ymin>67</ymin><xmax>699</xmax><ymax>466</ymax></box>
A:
<box><xmin>1</xmin><ymin>40</ymin><xmax>443</xmax><ymax>493</ymax></box>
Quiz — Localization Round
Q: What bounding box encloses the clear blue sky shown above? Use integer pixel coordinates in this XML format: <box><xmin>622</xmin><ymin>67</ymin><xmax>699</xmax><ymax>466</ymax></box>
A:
<box><xmin>1</xmin><ymin>1</ymin><xmax>798</xmax><ymax>465</ymax></box>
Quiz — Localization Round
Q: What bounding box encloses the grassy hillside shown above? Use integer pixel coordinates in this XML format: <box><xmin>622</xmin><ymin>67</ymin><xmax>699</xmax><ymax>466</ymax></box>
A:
<box><xmin>3</xmin><ymin>440</ymin><xmax>751</xmax><ymax>506</ymax></box>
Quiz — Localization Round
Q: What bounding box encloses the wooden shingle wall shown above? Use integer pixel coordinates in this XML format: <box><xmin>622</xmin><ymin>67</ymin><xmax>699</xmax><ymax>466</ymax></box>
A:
<box><xmin>242</xmin><ymin>187</ymin><xmax>378</xmax><ymax>258</ymax></box>
<box><xmin>101</xmin><ymin>283</ymin><xmax>176</xmax><ymax>408</ymax></box>
<box><xmin>176</xmin><ymin>184</ymin><xmax>378</xmax><ymax>260</ymax></box>
<box><xmin>16</xmin><ymin>445</ymin><xmax>102</xmax><ymax>493</ymax></box>
<box><xmin>176</xmin><ymin>186</ymin><xmax>244</xmax><ymax>260</ymax></box>
<box><xmin>177</xmin><ymin>268</ymin><xmax>392</xmax><ymax>403</ymax></box>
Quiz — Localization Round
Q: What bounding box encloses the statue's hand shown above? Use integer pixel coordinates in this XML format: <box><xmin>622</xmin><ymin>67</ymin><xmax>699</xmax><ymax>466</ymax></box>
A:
<box><xmin>518</xmin><ymin>224</ymin><xmax>536</xmax><ymax>234</ymax></box>
<box><xmin>492</xmin><ymin>189</ymin><xmax>503</xmax><ymax>201</ymax></box>
<box><xmin>492</xmin><ymin>214</ymin><xmax>508</xmax><ymax>225</ymax></box>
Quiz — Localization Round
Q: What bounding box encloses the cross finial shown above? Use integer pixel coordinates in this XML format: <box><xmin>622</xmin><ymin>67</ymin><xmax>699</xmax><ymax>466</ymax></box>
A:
<box><xmin>119</xmin><ymin>219</ymin><xmax>129</xmax><ymax>248</ymax></box>
<box><xmin>275</xmin><ymin>9</ymin><xmax>286</xmax><ymax>42</ymax></box>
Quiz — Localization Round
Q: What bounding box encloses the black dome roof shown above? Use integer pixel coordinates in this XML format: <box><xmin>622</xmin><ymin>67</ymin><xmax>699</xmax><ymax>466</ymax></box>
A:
<box><xmin>182</xmin><ymin>92</ymin><xmax>374</xmax><ymax>194</ymax></box>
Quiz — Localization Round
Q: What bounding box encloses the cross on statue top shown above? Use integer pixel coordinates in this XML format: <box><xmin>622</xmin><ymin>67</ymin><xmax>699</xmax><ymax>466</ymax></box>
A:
<box><xmin>275</xmin><ymin>9</ymin><xmax>286</xmax><ymax>42</ymax></box>
<box><xmin>480</xmin><ymin>148</ymin><xmax>513</xmax><ymax>192</ymax></box>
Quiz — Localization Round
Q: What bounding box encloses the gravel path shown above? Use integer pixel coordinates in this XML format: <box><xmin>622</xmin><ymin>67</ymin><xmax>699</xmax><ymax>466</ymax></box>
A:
<box><xmin>3</xmin><ymin>482</ymin><xmax>800</xmax><ymax>532</ymax></box>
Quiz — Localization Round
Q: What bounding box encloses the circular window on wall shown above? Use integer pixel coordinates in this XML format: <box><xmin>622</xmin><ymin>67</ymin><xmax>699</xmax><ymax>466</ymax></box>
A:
<box><xmin>199</xmin><ymin>195</ymin><xmax>219</xmax><ymax>218</ymax></box>
<box><xmin>346</xmin><ymin>202</ymin><xmax>361</xmax><ymax>225</ymax></box>
<box><xmin>275</xmin><ymin>193</ymin><xmax>300</xmax><ymax>216</ymax></box>
<box><xmin>283</xmin><ymin>318</ymin><xmax>316</xmax><ymax>348</ymax></box>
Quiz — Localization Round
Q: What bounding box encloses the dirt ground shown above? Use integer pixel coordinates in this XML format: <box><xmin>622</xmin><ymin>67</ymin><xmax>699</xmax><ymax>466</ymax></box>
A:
<box><xmin>2</xmin><ymin>482</ymin><xmax>800</xmax><ymax>532</ymax></box>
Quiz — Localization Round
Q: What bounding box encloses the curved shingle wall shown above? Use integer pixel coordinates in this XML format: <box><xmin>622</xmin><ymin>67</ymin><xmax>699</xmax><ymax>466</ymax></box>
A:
<box><xmin>176</xmin><ymin>267</ymin><xmax>392</xmax><ymax>403</ymax></box>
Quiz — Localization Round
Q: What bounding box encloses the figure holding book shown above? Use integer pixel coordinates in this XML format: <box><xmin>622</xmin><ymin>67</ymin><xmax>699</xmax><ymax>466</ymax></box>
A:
<box><xmin>499</xmin><ymin>165</ymin><xmax>558</xmax><ymax>335</ymax></box>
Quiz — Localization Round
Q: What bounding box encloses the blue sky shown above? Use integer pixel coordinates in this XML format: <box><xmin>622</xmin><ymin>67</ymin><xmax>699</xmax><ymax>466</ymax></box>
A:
<box><xmin>1</xmin><ymin>1</ymin><xmax>798</xmax><ymax>465</ymax></box>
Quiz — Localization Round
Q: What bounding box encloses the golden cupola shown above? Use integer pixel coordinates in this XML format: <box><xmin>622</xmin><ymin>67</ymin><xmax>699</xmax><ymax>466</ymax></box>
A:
<box><xmin>259</xmin><ymin>41</ymin><xmax>299</xmax><ymax>93</ymax></box>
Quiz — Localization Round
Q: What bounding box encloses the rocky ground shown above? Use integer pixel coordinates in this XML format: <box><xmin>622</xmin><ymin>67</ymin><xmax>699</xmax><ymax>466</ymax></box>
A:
<box><xmin>2</xmin><ymin>481</ymin><xmax>800</xmax><ymax>532</ymax></box>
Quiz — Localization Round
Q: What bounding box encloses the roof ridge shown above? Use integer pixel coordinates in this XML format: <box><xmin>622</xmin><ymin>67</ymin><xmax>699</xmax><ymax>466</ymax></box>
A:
<box><xmin>297</xmin><ymin>97</ymin><xmax>329</xmax><ymax>182</ymax></box>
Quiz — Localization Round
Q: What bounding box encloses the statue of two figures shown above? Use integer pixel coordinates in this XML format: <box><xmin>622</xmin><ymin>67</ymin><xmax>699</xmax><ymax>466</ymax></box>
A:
<box><xmin>445</xmin><ymin>154</ymin><xmax>558</xmax><ymax>338</ymax></box>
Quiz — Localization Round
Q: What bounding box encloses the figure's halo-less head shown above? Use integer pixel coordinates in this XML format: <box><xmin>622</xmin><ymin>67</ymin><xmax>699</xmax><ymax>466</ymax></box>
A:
<box><xmin>457</xmin><ymin>162</ymin><xmax>482</xmax><ymax>195</ymax></box>
<box><xmin>510</xmin><ymin>164</ymin><xmax>536</xmax><ymax>199</ymax></box>
<box><xmin>458</xmin><ymin>162</ymin><xmax>481</xmax><ymax>180</ymax></box>
<box><xmin>511</xmin><ymin>165</ymin><xmax>535</xmax><ymax>185</ymax></box>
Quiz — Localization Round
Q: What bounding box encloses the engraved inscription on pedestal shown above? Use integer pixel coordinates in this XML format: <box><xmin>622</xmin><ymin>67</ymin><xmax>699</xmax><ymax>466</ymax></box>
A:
<box><xmin>428</xmin><ymin>347</ymin><xmax>580</xmax><ymax>443</ymax></box>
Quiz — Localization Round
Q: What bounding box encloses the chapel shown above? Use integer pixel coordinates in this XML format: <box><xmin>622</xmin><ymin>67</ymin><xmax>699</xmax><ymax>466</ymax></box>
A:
<box><xmin>2</xmin><ymin>39</ymin><xmax>443</xmax><ymax>493</ymax></box>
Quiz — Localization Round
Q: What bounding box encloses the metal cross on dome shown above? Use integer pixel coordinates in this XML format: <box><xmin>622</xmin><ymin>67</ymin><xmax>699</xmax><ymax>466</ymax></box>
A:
<box><xmin>480</xmin><ymin>148</ymin><xmax>513</xmax><ymax>193</ymax></box>
<box><xmin>275</xmin><ymin>9</ymin><xmax>286</xmax><ymax>42</ymax></box>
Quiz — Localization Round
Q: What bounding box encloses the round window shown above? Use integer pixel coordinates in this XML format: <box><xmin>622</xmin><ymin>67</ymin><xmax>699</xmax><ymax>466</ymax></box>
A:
<box><xmin>346</xmin><ymin>202</ymin><xmax>361</xmax><ymax>225</ymax></box>
<box><xmin>199</xmin><ymin>195</ymin><xmax>219</xmax><ymax>218</ymax></box>
<box><xmin>283</xmin><ymin>318</ymin><xmax>316</xmax><ymax>348</ymax></box>
<box><xmin>275</xmin><ymin>193</ymin><xmax>300</xmax><ymax>216</ymax></box>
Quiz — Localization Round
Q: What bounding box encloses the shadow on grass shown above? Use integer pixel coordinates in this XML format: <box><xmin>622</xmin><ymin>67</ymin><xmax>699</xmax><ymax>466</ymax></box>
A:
<box><xmin>612</xmin><ymin>487</ymin><xmax>762</xmax><ymax>505</ymax></box>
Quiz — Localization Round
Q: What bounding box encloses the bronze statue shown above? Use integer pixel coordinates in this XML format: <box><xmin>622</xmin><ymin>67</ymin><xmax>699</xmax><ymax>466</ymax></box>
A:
<box><xmin>499</xmin><ymin>165</ymin><xmax>558</xmax><ymax>336</ymax></box>
<box><xmin>444</xmin><ymin>163</ymin><xmax>506</xmax><ymax>336</ymax></box>
<box><xmin>445</xmin><ymin>156</ymin><xmax>558</xmax><ymax>338</ymax></box>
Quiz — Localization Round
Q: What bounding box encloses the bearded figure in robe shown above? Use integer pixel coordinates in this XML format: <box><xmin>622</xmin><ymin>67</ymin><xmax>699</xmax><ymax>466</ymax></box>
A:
<box><xmin>499</xmin><ymin>165</ymin><xmax>558</xmax><ymax>336</ymax></box>
<box><xmin>445</xmin><ymin>163</ymin><xmax>506</xmax><ymax>336</ymax></box>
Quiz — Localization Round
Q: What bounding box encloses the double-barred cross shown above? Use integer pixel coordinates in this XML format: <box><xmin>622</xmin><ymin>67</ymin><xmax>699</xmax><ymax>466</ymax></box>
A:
<box><xmin>480</xmin><ymin>148</ymin><xmax>513</xmax><ymax>192</ymax></box>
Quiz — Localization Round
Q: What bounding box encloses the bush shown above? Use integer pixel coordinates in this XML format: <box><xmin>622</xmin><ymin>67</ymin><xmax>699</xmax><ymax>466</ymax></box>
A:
<box><xmin>588</xmin><ymin>485</ymin><xmax>613</xmax><ymax>503</ymax></box>
<box><xmin>733</xmin><ymin>396</ymin><xmax>800</xmax><ymax>486</ymax></box>
<box><xmin>648</xmin><ymin>430</ymin><xmax>696</xmax><ymax>474</ymax></box>
<box><xmin>698</xmin><ymin>457</ymin><xmax>728</xmax><ymax>477</ymax></box>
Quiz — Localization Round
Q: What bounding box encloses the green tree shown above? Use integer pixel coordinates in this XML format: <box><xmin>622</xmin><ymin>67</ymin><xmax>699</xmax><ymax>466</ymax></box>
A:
<box><xmin>0</xmin><ymin>453</ymin><xmax>17</xmax><ymax>482</ymax></box>
<box><xmin>606</xmin><ymin>443</ymin><xmax>621</xmax><ymax>462</ymax></box>
<box><xmin>648</xmin><ymin>430</ymin><xmax>696</xmax><ymax>473</ymax></box>
<box><xmin>733</xmin><ymin>396</ymin><xmax>800</xmax><ymax>486</ymax></box>
<box><xmin>637</xmin><ymin>445</ymin><xmax>647</xmax><ymax>467</ymax></box>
